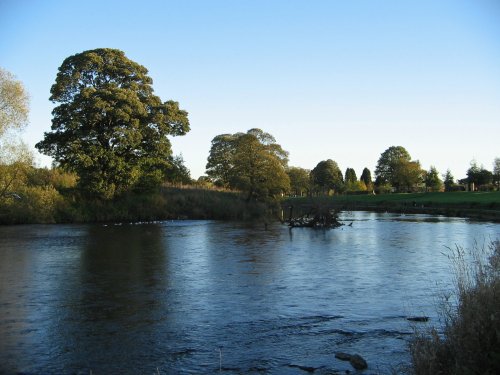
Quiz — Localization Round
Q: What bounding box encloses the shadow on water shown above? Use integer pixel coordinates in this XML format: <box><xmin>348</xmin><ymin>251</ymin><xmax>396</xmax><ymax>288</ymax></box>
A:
<box><xmin>0</xmin><ymin>215</ymin><xmax>498</xmax><ymax>374</ymax></box>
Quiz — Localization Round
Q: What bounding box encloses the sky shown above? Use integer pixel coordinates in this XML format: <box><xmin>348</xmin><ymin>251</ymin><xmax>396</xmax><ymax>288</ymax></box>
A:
<box><xmin>1</xmin><ymin>0</ymin><xmax>499</xmax><ymax>180</ymax></box>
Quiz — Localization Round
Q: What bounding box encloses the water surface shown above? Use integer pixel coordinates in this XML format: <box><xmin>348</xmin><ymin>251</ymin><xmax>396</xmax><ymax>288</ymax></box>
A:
<box><xmin>0</xmin><ymin>212</ymin><xmax>498</xmax><ymax>374</ymax></box>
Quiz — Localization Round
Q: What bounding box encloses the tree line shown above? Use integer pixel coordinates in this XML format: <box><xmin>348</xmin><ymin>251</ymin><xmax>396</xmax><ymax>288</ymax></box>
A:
<box><xmin>1</xmin><ymin>48</ymin><xmax>499</xmax><ymax>222</ymax></box>
<box><xmin>203</xmin><ymin>134</ymin><xmax>499</xmax><ymax>199</ymax></box>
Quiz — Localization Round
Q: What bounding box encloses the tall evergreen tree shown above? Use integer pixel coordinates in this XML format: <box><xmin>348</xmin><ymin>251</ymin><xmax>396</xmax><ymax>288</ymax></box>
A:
<box><xmin>360</xmin><ymin>167</ymin><xmax>373</xmax><ymax>189</ymax></box>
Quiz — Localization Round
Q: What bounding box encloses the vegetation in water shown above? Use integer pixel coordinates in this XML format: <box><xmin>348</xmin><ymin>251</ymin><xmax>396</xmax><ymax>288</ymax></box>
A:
<box><xmin>409</xmin><ymin>240</ymin><xmax>500</xmax><ymax>375</ymax></box>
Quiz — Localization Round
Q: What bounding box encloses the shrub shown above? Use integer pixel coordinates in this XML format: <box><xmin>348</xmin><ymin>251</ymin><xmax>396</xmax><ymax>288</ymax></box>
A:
<box><xmin>409</xmin><ymin>240</ymin><xmax>500</xmax><ymax>375</ymax></box>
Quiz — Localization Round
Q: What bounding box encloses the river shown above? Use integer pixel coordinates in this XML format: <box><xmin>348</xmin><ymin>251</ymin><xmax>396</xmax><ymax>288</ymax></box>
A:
<box><xmin>0</xmin><ymin>212</ymin><xmax>498</xmax><ymax>374</ymax></box>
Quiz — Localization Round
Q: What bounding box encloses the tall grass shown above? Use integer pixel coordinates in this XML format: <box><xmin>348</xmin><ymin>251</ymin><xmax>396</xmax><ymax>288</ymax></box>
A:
<box><xmin>409</xmin><ymin>240</ymin><xmax>500</xmax><ymax>375</ymax></box>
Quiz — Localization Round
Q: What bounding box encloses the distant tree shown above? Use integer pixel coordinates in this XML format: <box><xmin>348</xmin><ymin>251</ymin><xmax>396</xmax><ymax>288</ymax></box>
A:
<box><xmin>205</xmin><ymin>128</ymin><xmax>290</xmax><ymax>200</ymax></box>
<box><xmin>466</xmin><ymin>160</ymin><xmax>493</xmax><ymax>189</ymax></box>
<box><xmin>206</xmin><ymin>133</ymin><xmax>239</xmax><ymax>187</ymax></box>
<box><xmin>36</xmin><ymin>48</ymin><xmax>190</xmax><ymax>199</ymax></box>
<box><xmin>360</xmin><ymin>167</ymin><xmax>373</xmax><ymax>190</ymax></box>
<box><xmin>375</xmin><ymin>146</ymin><xmax>411</xmax><ymax>187</ymax></box>
<box><xmin>392</xmin><ymin>159</ymin><xmax>424</xmax><ymax>192</ymax></box>
<box><xmin>425</xmin><ymin>166</ymin><xmax>443</xmax><ymax>192</ymax></box>
<box><xmin>494</xmin><ymin>158</ymin><xmax>500</xmax><ymax>190</ymax></box>
<box><xmin>344</xmin><ymin>168</ymin><xmax>365</xmax><ymax>192</ymax></box>
<box><xmin>196</xmin><ymin>175</ymin><xmax>213</xmax><ymax>189</ymax></box>
<box><xmin>443</xmin><ymin>169</ymin><xmax>455</xmax><ymax>192</ymax></box>
<box><xmin>375</xmin><ymin>146</ymin><xmax>425</xmax><ymax>192</ymax></box>
<box><xmin>344</xmin><ymin>168</ymin><xmax>357</xmax><ymax>183</ymax></box>
<box><xmin>311</xmin><ymin>159</ymin><xmax>343</xmax><ymax>195</ymax></box>
<box><xmin>164</xmin><ymin>154</ymin><xmax>192</xmax><ymax>185</ymax></box>
<box><xmin>287</xmin><ymin>166</ymin><xmax>311</xmax><ymax>196</ymax></box>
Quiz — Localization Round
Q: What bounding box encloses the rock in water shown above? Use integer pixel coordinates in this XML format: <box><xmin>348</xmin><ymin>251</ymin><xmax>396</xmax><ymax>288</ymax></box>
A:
<box><xmin>407</xmin><ymin>316</ymin><xmax>429</xmax><ymax>322</ymax></box>
<box><xmin>334</xmin><ymin>352</ymin><xmax>352</xmax><ymax>361</ymax></box>
<box><xmin>349</xmin><ymin>354</ymin><xmax>368</xmax><ymax>370</ymax></box>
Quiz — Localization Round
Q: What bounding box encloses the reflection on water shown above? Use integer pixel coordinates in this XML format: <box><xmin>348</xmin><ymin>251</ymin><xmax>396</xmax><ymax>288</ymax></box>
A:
<box><xmin>0</xmin><ymin>214</ymin><xmax>498</xmax><ymax>374</ymax></box>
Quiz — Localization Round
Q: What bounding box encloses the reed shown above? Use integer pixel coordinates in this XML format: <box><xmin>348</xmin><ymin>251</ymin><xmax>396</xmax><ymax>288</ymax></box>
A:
<box><xmin>409</xmin><ymin>240</ymin><xmax>500</xmax><ymax>374</ymax></box>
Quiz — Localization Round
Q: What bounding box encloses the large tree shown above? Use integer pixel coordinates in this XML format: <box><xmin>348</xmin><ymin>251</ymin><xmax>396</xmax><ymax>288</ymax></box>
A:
<box><xmin>375</xmin><ymin>146</ymin><xmax>424</xmax><ymax>192</ymax></box>
<box><xmin>206</xmin><ymin>128</ymin><xmax>290</xmax><ymax>200</ymax></box>
<box><xmin>36</xmin><ymin>48</ymin><xmax>189</xmax><ymax>199</ymax></box>
<box><xmin>311</xmin><ymin>159</ymin><xmax>343</xmax><ymax>194</ymax></box>
<box><xmin>375</xmin><ymin>146</ymin><xmax>411</xmax><ymax>185</ymax></box>
<box><xmin>0</xmin><ymin>67</ymin><xmax>32</xmax><ymax>201</ymax></box>
<box><xmin>205</xmin><ymin>133</ymin><xmax>239</xmax><ymax>187</ymax></box>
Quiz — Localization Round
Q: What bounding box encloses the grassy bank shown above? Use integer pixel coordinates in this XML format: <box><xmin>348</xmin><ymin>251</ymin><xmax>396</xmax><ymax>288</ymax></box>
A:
<box><xmin>283</xmin><ymin>192</ymin><xmax>500</xmax><ymax>222</ymax></box>
<box><xmin>0</xmin><ymin>186</ymin><xmax>274</xmax><ymax>224</ymax></box>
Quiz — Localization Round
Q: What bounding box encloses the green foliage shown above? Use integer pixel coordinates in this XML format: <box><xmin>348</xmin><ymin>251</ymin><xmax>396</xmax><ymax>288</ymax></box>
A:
<box><xmin>164</xmin><ymin>154</ymin><xmax>192</xmax><ymax>186</ymax></box>
<box><xmin>345</xmin><ymin>180</ymin><xmax>367</xmax><ymax>193</ymax></box>
<box><xmin>375</xmin><ymin>146</ymin><xmax>411</xmax><ymax>185</ymax></box>
<box><xmin>360</xmin><ymin>167</ymin><xmax>373</xmax><ymax>189</ymax></box>
<box><xmin>58</xmin><ymin>187</ymin><xmax>269</xmax><ymax>223</ymax></box>
<box><xmin>494</xmin><ymin>158</ymin><xmax>500</xmax><ymax>190</ymax></box>
<box><xmin>344</xmin><ymin>167</ymin><xmax>357</xmax><ymax>184</ymax></box>
<box><xmin>311</xmin><ymin>159</ymin><xmax>344</xmax><ymax>195</ymax></box>
<box><xmin>0</xmin><ymin>67</ymin><xmax>29</xmax><ymax>137</ymax></box>
<box><xmin>206</xmin><ymin>133</ymin><xmax>238</xmax><ymax>187</ymax></box>
<box><xmin>36</xmin><ymin>48</ymin><xmax>189</xmax><ymax>199</ymax></box>
<box><xmin>467</xmin><ymin>160</ymin><xmax>493</xmax><ymax>188</ymax></box>
<box><xmin>425</xmin><ymin>166</ymin><xmax>443</xmax><ymax>192</ymax></box>
<box><xmin>206</xmin><ymin>129</ymin><xmax>290</xmax><ymax>201</ymax></box>
<box><xmin>443</xmin><ymin>169</ymin><xmax>455</xmax><ymax>192</ymax></box>
<box><xmin>375</xmin><ymin>146</ymin><xmax>424</xmax><ymax>192</ymax></box>
<box><xmin>287</xmin><ymin>166</ymin><xmax>311</xmax><ymax>196</ymax></box>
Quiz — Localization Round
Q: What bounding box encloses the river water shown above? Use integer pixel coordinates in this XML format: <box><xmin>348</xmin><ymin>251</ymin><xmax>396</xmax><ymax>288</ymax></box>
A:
<box><xmin>0</xmin><ymin>212</ymin><xmax>498</xmax><ymax>374</ymax></box>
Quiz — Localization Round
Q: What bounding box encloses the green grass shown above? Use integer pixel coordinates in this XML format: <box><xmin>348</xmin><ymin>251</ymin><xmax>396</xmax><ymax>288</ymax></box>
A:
<box><xmin>286</xmin><ymin>191</ymin><xmax>500</xmax><ymax>207</ymax></box>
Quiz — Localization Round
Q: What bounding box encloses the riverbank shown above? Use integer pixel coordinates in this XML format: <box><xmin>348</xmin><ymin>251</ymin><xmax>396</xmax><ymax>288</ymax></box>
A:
<box><xmin>0</xmin><ymin>186</ymin><xmax>272</xmax><ymax>224</ymax></box>
<box><xmin>283</xmin><ymin>192</ymin><xmax>500</xmax><ymax>222</ymax></box>
<box><xmin>2</xmin><ymin>189</ymin><xmax>499</xmax><ymax>225</ymax></box>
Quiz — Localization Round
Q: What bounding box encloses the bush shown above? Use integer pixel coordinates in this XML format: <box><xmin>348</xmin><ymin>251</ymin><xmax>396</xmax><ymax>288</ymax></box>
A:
<box><xmin>0</xmin><ymin>185</ymin><xmax>67</xmax><ymax>224</ymax></box>
<box><xmin>409</xmin><ymin>240</ymin><xmax>500</xmax><ymax>375</ymax></box>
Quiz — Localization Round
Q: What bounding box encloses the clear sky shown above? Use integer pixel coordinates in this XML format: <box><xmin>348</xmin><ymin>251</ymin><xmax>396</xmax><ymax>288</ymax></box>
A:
<box><xmin>1</xmin><ymin>0</ymin><xmax>499</xmax><ymax>180</ymax></box>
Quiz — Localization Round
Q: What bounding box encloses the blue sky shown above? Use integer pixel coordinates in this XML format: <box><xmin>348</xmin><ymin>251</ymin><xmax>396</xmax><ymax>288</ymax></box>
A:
<box><xmin>1</xmin><ymin>0</ymin><xmax>499</xmax><ymax>180</ymax></box>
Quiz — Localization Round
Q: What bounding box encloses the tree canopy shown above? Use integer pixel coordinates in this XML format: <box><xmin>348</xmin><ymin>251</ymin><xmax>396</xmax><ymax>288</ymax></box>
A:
<box><xmin>375</xmin><ymin>146</ymin><xmax>411</xmax><ymax>185</ymax></box>
<box><xmin>311</xmin><ymin>159</ymin><xmax>343</xmax><ymax>194</ymax></box>
<box><xmin>0</xmin><ymin>67</ymin><xmax>29</xmax><ymax>138</ymax></box>
<box><xmin>467</xmin><ymin>160</ymin><xmax>493</xmax><ymax>189</ymax></box>
<box><xmin>360</xmin><ymin>167</ymin><xmax>373</xmax><ymax>188</ymax></box>
<box><xmin>375</xmin><ymin>146</ymin><xmax>423</xmax><ymax>192</ymax></box>
<box><xmin>0</xmin><ymin>67</ymin><xmax>33</xmax><ymax>201</ymax></box>
<box><xmin>206</xmin><ymin>128</ymin><xmax>290</xmax><ymax>200</ymax></box>
<box><xmin>425</xmin><ymin>166</ymin><xmax>443</xmax><ymax>192</ymax></box>
<box><xmin>36</xmin><ymin>48</ymin><xmax>189</xmax><ymax>199</ymax></box>
<box><xmin>287</xmin><ymin>166</ymin><xmax>311</xmax><ymax>196</ymax></box>
<box><xmin>344</xmin><ymin>168</ymin><xmax>357</xmax><ymax>183</ymax></box>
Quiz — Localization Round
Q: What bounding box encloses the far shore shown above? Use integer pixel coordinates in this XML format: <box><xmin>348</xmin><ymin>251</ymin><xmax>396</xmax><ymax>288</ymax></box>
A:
<box><xmin>283</xmin><ymin>191</ymin><xmax>500</xmax><ymax>223</ymax></box>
